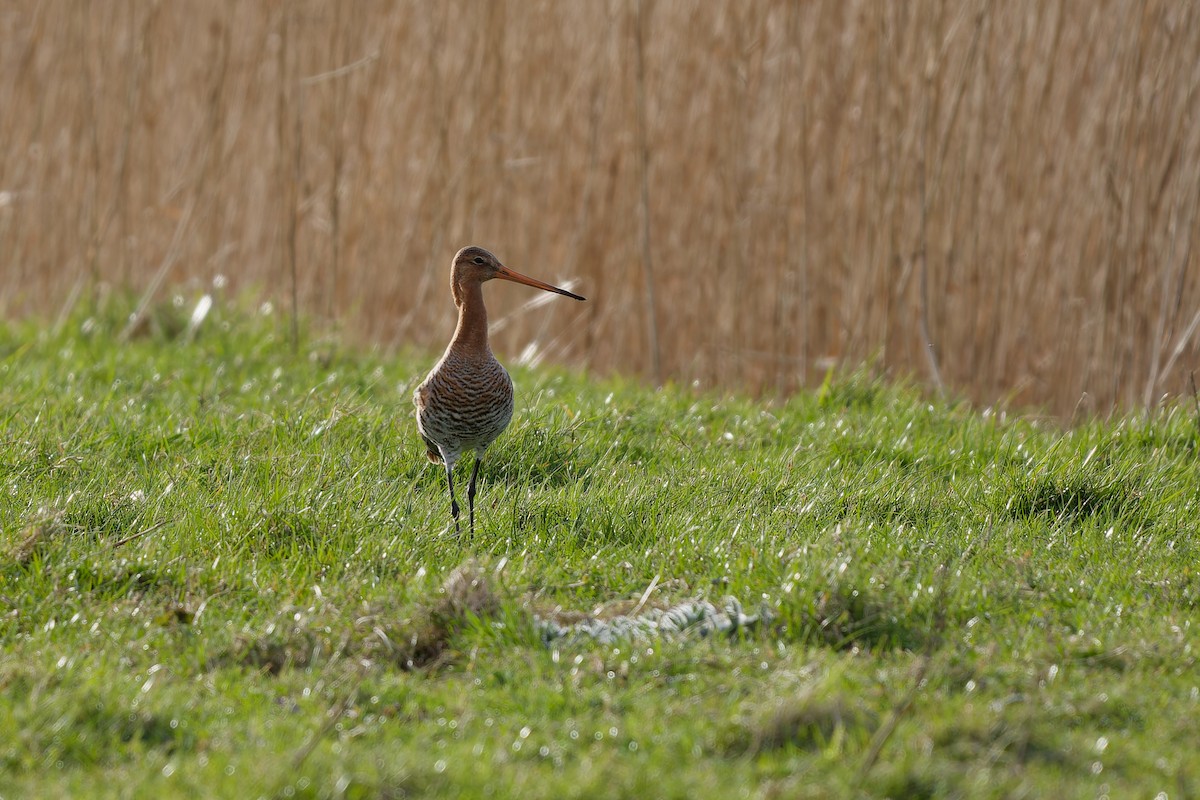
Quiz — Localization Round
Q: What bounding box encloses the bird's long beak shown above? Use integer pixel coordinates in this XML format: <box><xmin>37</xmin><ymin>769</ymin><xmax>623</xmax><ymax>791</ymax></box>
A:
<box><xmin>495</xmin><ymin>265</ymin><xmax>586</xmax><ymax>301</ymax></box>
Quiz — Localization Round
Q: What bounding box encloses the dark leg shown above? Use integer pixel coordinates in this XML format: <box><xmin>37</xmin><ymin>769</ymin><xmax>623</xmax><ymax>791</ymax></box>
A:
<box><xmin>445</xmin><ymin>462</ymin><xmax>460</xmax><ymax>534</ymax></box>
<box><xmin>467</xmin><ymin>455</ymin><xmax>483</xmax><ymax>534</ymax></box>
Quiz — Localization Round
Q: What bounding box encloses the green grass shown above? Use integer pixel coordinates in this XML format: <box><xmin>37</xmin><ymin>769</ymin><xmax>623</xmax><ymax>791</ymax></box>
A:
<box><xmin>2</xmin><ymin>300</ymin><xmax>1199</xmax><ymax>798</ymax></box>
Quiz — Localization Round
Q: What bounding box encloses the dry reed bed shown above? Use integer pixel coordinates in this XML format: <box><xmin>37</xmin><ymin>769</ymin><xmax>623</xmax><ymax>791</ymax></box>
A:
<box><xmin>2</xmin><ymin>1</ymin><xmax>1198</xmax><ymax>417</ymax></box>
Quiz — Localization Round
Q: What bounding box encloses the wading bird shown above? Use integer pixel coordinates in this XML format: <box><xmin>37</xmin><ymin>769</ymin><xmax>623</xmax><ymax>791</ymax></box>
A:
<box><xmin>414</xmin><ymin>246</ymin><xmax>585</xmax><ymax>534</ymax></box>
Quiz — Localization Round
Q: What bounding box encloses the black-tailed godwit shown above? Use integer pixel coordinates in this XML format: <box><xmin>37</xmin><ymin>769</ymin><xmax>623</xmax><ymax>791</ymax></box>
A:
<box><xmin>414</xmin><ymin>246</ymin><xmax>585</xmax><ymax>533</ymax></box>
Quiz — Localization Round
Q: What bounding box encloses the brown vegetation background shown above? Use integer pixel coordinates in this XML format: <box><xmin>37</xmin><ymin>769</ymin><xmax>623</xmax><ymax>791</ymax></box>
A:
<box><xmin>3</xmin><ymin>1</ymin><xmax>1199</xmax><ymax>417</ymax></box>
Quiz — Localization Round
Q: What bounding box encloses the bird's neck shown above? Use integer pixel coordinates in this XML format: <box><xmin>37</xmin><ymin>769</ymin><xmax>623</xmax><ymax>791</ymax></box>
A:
<box><xmin>449</xmin><ymin>281</ymin><xmax>491</xmax><ymax>355</ymax></box>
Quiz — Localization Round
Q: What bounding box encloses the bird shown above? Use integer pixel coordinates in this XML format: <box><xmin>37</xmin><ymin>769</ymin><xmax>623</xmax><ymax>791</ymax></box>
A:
<box><xmin>414</xmin><ymin>246</ymin><xmax>585</xmax><ymax>534</ymax></box>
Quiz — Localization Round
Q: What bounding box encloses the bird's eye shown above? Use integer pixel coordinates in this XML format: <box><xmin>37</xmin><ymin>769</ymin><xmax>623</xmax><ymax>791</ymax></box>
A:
<box><xmin>472</xmin><ymin>256</ymin><xmax>485</xmax><ymax>265</ymax></box>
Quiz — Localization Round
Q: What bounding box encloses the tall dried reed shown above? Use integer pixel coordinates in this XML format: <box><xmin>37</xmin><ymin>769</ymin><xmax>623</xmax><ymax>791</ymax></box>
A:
<box><xmin>2</xmin><ymin>1</ymin><xmax>1198</xmax><ymax>417</ymax></box>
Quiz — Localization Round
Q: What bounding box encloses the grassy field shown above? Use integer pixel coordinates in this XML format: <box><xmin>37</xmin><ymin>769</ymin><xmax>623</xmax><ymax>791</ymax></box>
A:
<box><xmin>2</xmin><ymin>302</ymin><xmax>1199</xmax><ymax>798</ymax></box>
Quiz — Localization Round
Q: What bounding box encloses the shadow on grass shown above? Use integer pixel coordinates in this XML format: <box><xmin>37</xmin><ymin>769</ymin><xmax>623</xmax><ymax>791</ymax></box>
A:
<box><xmin>1005</xmin><ymin>472</ymin><xmax>1140</xmax><ymax>522</ymax></box>
<box><xmin>60</xmin><ymin>494</ymin><xmax>144</xmax><ymax>539</ymax></box>
<box><xmin>488</xmin><ymin>425</ymin><xmax>589</xmax><ymax>487</ymax></box>
<box><xmin>2</xmin><ymin>695</ymin><xmax>191</xmax><ymax>771</ymax></box>
<box><xmin>935</xmin><ymin>715</ymin><xmax>1076</xmax><ymax>771</ymax></box>
<box><xmin>725</xmin><ymin>693</ymin><xmax>878</xmax><ymax>756</ymax></box>
<box><xmin>67</xmin><ymin>562</ymin><xmax>179</xmax><ymax>597</ymax></box>
<box><xmin>846</xmin><ymin>494</ymin><xmax>934</xmax><ymax>529</ymax></box>
<box><xmin>781</xmin><ymin>583</ymin><xmax>939</xmax><ymax>652</ymax></box>
<box><xmin>241</xmin><ymin>508</ymin><xmax>326</xmax><ymax>556</ymax></box>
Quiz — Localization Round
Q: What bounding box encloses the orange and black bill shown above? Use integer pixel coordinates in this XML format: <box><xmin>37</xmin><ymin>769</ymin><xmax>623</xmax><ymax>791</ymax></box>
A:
<box><xmin>495</xmin><ymin>266</ymin><xmax>586</xmax><ymax>301</ymax></box>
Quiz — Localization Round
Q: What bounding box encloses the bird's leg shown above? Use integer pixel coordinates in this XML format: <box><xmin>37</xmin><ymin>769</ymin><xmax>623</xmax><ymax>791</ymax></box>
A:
<box><xmin>444</xmin><ymin>461</ymin><xmax>460</xmax><ymax>534</ymax></box>
<box><xmin>467</xmin><ymin>455</ymin><xmax>483</xmax><ymax>535</ymax></box>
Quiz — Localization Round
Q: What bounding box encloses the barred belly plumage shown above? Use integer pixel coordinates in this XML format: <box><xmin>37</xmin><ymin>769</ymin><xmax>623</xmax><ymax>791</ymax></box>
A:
<box><xmin>415</xmin><ymin>352</ymin><xmax>514</xmax><ymax>468</ymax></box>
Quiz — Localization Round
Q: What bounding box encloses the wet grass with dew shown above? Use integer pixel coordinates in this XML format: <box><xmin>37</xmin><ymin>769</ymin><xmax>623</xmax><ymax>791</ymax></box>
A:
<box><xmin>1</xmin><ymin>298</ymin><xmax>1199</xmax><ymax>798</ymax></box>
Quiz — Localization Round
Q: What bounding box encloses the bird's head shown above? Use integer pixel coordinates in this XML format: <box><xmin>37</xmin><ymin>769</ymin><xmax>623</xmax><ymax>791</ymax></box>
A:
<box><xmin>450</xmin><ymin>246</ymin><xmax>586</xmax><ymax>306</ymax></box>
